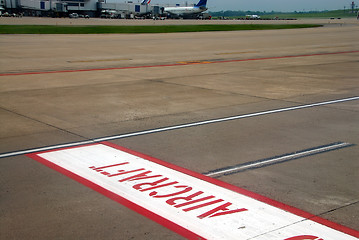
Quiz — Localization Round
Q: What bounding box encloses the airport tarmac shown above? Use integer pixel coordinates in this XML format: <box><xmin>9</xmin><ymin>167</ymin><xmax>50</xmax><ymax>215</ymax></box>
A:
<box><xmin>0</xmin><ymin>18</ymin><xmax>358</xmax><ymax>239</ymax></box>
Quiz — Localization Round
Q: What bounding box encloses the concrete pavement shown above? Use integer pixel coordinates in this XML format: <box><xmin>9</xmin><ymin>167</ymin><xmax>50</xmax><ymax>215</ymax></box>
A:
<box><xmin>0</xmin><ymin>18</ymin><xmax>358</xmax><ymax>239</ymax></box>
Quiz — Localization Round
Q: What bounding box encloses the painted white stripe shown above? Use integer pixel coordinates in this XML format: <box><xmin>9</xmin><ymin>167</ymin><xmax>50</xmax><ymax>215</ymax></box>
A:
<box><xmin>1</xmin><ymin>96</ymin><xmax>358</xmax><ymax>159</ymax></box>
<box><xmin>93</xmin><ymin>96</ymin><xmax>359</xmax><ymax>142</ymax></box>
<box><xmin>0</xmin><ymin>140</ymin><xmax>94</xmax><ymax>159</ymax></box>
<box><xmin>205</xmin><ymin>142</ymin><xmax>353</xmax><ymax>177</ymax></box>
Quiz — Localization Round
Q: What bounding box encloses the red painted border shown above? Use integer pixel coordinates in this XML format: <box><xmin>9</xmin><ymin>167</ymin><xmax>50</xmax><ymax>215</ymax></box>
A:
<box><xmin>2</xmin><ymin>50</ymin><xmax>359</xmax><ymax>77</ymax></box>
<box><xmin>27</xmin><ymin>142</ymin><xmax>359</xmax><ymax>239</ymax></box>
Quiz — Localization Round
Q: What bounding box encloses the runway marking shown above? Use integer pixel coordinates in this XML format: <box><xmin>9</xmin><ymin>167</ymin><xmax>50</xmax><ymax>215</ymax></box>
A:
<box><xmin>27</xmin><ymin>142</ymin><xmax>359</xmax><ymax>240</ymax></box>
<box><xmin>204</xmin><ymin>142</ymin><xmax>354</xmax><ymax>178</ymax></box>
<box><xmin>0</xmin><ymin>50</ymin><xmax>358</xmax><ymax>76</ymax></box>
<box><xmin>0</xmin><ymin>96</ymin><xmax>358</xmax><ymax>159</ymax></box>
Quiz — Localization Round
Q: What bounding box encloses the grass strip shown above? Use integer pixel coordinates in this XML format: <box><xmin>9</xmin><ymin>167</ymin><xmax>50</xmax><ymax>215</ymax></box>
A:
<box><xmin>217</xmin><ymin>9</ymin><xmax>359</xmax><ymax>19</ymax></box>
<box><xmin>0</xmin><ymin>24</ymin><xmax>321</xmax><ymax>34</ymax></box>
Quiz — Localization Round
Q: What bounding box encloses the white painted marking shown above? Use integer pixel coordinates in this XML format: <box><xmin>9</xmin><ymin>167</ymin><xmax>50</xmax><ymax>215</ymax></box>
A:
<box><xmin>205</xmin><ymin>142</ymin><xmax>353</xmax><ymax>177</ymax></box>
<box><xmin>1</xmin><ymin>96</ymin><xmax>358</xmax><ymax>159</ymax></box>
<box><xmin>28</xmin><ymin>143</ymin><xmax>358</xmax><ymax>240</ymax></box>
<box><xmin>0</xmin><ymin>141</ymin><xmax>94</xmax><ymax>159</ymax></box>
<box><xmin>94</xmin><ymin>96</ymin><xmax>359</xmax><ymax>142</ymax></box>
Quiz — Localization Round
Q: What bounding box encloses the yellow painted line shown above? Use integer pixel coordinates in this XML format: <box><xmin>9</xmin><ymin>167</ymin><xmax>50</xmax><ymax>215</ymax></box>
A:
<box><xmin>176</xmin><ymin>60</ymin><xmax>213</xmax><ymax>65</ymax></box>
<box><xmin>68</xmin><ymin>58</ymin><xmax>132</xmax><ymax>63</ymax></box>
<box><xmin>316</xmin><ymin>45</ymin><xmax>351</xmax><ymax>49</ymax></box>
<box><xmin>216</xmin><ymin>51</ymin><xmax>259</xmax><ymax>55</ymax></box>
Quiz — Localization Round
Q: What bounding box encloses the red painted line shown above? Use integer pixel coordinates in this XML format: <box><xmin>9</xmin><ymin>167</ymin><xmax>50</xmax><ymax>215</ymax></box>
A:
<box><xmin>26</xmin><ymin>142</ymin><xmax>359</xmax><ymax>239</ymax></box>
<box><xmin>1</xmin><ymin>50</ymin><xmax>358</xmax><ymax>77</ymax></box>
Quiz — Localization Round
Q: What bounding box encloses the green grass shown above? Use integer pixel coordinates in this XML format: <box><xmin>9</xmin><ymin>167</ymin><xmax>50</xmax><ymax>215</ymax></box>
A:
<box><xmin>0</xmin><ymin>24</ymin><xmax>322</xmax><ymax>34</ymax></box>
<box><xmin>213</xmin><ymin>9</ymin><xmax>359</xmax><ymax>19</ymax></box>
<box><xmin>261</xmin><ymin>10</ymin><xmax>358</xmax><ymax>19</ymax></box>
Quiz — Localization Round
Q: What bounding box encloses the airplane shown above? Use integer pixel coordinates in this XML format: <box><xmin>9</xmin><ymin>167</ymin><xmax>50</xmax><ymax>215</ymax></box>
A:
<box><xmin>164</xmin><ymin>0</ymin><xmax>208</xmax><ymax>17</ymax></box>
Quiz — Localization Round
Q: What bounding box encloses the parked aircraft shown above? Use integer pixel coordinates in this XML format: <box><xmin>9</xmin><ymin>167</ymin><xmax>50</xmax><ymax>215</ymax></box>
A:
<box><xmin>164</xmin><ymin>0</ymin><xmax>208</xmax><ymax>17</ymax></box>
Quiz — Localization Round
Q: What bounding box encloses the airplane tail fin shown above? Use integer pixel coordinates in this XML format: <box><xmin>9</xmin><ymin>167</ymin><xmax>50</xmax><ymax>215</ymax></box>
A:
<box><xmin>195</xmin><ymin>0</ymin><xmax>207</xmax><ymax>7</ymax></box>
<box><xmin>141</xmin><ymin>0</ymin><xmax>151</xmax><ymax>4</ymax></box>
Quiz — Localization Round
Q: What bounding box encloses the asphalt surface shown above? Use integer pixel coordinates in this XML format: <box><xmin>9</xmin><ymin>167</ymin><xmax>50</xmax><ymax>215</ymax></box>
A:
<box><xmin>0</xmin><ymin>18</ymin><xmax>358</xmax><ymax>239</ymax></box>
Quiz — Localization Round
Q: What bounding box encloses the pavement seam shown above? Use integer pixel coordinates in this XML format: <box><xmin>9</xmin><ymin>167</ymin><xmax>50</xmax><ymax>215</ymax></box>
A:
<box><xmin>0</xmin><ymin>106</ymin><xmax>89</xmax><ymax>142</ymax></box>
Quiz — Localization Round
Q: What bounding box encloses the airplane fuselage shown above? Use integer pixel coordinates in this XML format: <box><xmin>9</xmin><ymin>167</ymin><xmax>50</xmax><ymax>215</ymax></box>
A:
<box><xmin>164</xmin><ymin>6</ymin><xmax>207</xmax><ymax>16</ymax></box>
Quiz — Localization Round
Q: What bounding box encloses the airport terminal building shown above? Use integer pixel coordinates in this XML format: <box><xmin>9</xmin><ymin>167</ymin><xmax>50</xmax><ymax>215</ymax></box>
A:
<box><xmin>1</xmin><ymin>0</ymin><xmax>164</xmax><ymax>17</ymax></box>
